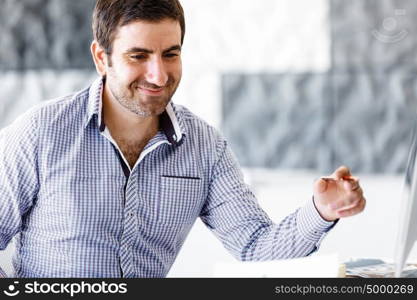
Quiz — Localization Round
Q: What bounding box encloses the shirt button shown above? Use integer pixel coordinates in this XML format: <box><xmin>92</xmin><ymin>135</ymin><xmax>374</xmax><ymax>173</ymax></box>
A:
<box><xmin>127</xmin><ymin>212</ymin><xmax>135</xmax><ymax>218</ymax></box>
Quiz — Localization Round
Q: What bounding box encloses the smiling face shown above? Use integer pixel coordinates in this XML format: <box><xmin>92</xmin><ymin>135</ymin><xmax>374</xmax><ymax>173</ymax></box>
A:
<box><xmin>94</xmin><ymin>18</ymin><xmax>183</xmax><ymax>117</ymax></box>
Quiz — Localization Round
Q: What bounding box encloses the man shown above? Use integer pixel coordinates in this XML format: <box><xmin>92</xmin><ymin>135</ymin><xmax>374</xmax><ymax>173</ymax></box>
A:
<box><xmin>0</xmin><ymin>0</ymin><xmax>365</xmax><ymax>278</ymax></box>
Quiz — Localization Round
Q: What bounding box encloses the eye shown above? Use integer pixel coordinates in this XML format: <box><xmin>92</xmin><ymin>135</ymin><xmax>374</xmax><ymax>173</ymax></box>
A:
<box><xmin>164</xmin><ymin>53</ymin><xmax>179</xmax><ymax>58</ymax></box>
<box><xmin>130</xmin><ymin>54</ymin><xmax>146</xmax><ymax>60</ymax></box>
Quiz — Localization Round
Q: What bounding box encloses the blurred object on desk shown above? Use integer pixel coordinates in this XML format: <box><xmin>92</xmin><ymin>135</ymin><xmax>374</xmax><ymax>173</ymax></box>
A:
<box><xmin>345</xmin><ymin>258</ymin><xmax>417</xmax><ymax>278</ymax></box>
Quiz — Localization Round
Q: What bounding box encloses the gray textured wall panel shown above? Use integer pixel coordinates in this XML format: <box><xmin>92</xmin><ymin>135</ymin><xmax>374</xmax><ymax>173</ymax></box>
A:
<box><xmin>0</xmin><ymin>0</ymin><xmax>96</xmax><ymax>70</ymax></box>
<box><xmin>330</xmin><ymin>70</ymin><xmax>417</xmax><ymax>173</ymax></box>
<box><xmin>222</xmin><ymin>74</ymin><xmax>333</xmax><ymax>171</ymax></box>
<box><xmin>221</xmin><ymin>0</ymin><xmax>417</xmax><ymax>173</ymax></box>
<box><xmin>222</xmin><ymin>70</ymin><xmax>417</xmax><ymax>173</ymax></box>
<box><xmin>331</xmin><ymin>0</ymin><xmax>417</xmax><ymax>70</ymax></box>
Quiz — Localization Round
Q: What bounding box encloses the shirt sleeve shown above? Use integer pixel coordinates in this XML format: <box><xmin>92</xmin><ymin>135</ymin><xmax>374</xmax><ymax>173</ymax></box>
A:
<box><xmin>0</xmin><ymin>266</ymin><xmax>7</xmax><ymax>278</ymax></box>
<box><xmin>0</xmin><ymin>110</ymin><xmax>39</xmax><ymax>251</ymax></box>
<box><xmin>199</xmin><ymin>139</ymin><xmax>336</xmax><ymax>261</ymax></box>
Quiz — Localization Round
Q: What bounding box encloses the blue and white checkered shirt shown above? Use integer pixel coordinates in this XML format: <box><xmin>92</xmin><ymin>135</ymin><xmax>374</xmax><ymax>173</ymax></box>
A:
<box><xmin>0</xmin><ymin>77</ymin><xmax>335</xmax><ymax>278</ymax></box>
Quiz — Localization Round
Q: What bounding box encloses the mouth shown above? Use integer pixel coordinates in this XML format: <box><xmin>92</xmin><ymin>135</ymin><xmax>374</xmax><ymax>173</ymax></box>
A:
<box><xmin>137</xmin><ymin>86</ymin><xmax>165</xmax><ymax>96</ymax></box>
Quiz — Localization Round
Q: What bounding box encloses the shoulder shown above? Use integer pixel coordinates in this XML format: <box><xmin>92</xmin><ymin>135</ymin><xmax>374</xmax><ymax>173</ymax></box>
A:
<box><xmin>4</xmin><ymin>87</ymin><xmax>89</xmax><ymax>132</ymax></box>
<box><xmin>33</xmin><ymin>87</ymin><xmax>90</xmax><ymax>126</ymax></box>
<box><xmin>172</xmin><ymin>103</ymin><xmax>225</xmax><ymax>144</ymax></box>
<box><xmin>0</xmin><ymin>87</ymin><xmax>90</xmax><ymax>149</ymax></box>
<box><xmin>171</xmin><ymin>103</ymin><xmax>229</xmax><ymax>161</ymax></box>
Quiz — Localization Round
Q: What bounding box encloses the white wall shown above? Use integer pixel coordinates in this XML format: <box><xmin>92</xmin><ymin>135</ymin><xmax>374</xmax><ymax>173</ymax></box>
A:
<box><xmin>176</xmin><ymin>0</ymin><xmax>330</xmax><ymax>129</ymax></box>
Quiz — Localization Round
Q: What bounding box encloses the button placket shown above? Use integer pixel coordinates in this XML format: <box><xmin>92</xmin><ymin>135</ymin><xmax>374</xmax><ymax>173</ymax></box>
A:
<box><xmin>119</xmin><ymin>170</ymin><xmax>139</xmax><ymax>277</ymax></box>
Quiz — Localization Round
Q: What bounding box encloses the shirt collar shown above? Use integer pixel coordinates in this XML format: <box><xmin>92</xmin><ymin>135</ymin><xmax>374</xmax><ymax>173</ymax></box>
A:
<box><xmin>84</xmin><ymin>77</ymin><xmax>185</xmax><ymax>146</ymax></box>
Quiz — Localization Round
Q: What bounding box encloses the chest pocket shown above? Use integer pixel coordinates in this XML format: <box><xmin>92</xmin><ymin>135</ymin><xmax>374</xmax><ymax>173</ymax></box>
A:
<box><xmin>157</xmin><ymin>176</ymin><xmax>203</xmax><ymax>225</ymax></box>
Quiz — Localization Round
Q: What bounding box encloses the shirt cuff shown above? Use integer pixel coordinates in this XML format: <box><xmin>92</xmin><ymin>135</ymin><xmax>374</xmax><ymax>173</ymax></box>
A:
<box><xmin>296</xmin><ymin>197</ymin><xmax>337</xmax><ymax>244</ymax></box>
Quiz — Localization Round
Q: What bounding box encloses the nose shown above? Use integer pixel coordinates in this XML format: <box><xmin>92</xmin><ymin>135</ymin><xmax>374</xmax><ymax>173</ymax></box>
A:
<box><xmin>145</xmin><ymin>57</ymin><xmax>168</xmax><ymax>87</ymax></box>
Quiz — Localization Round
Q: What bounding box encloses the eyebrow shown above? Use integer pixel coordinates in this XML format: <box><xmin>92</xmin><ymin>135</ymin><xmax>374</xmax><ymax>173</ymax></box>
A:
<box><xmin>125</xmin><ymin>45</ymin><xmax>182</xmax><ymax>54</ymax></box>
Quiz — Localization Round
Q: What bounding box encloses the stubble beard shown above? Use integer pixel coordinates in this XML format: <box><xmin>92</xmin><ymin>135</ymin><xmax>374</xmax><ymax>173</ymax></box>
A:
<box><xmin>115</xmin><ymin>92</ymin><xmax>154</xmax><ymax>117</ymax></box>
<box><xmin>108</xmin><ymin>77</ymin><xmax>179</xmax><ymax>118</ymax></box>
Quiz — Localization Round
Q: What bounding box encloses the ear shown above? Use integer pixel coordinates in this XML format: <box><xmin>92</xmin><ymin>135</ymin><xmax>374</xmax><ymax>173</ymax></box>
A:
<box><xmin>91</xmin><ymin>40</ymin><xmax>108</xmax><ymax>76</ymax></box>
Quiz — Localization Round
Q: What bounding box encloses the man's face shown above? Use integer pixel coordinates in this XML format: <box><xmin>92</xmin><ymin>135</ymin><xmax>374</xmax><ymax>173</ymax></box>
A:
<box><xmin>105</xmin><ymin>19</ymin><xmax>182</xmax><ymax>117</ymax></box>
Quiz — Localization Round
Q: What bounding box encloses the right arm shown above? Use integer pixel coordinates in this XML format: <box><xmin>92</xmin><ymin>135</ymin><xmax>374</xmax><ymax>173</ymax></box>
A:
<box><xmin>0</xmin><ymin>110</ymin><xmax>40</xmax><ymax>277</ymax></box>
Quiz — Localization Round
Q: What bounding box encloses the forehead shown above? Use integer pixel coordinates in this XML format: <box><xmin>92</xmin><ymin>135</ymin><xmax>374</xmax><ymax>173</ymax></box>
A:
<box><xmin>112</xmin><ymin>19</ymin><xmax>182</xmax><ymax>51</ymax></box>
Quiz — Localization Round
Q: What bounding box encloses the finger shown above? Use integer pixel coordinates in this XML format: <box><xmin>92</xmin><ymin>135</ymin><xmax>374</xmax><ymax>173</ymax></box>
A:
<box><xmin>330</xmin><ymin>196</ymin><xmax>360</xmax><ymax>210</ymax></box>
<box><xmin>348</xmin><ymin>187</ymin><xmax>363</xmax><ymax>201</ymax></box>
<box><xmin>333</xmin><ymin>195</ymin><xmax>361</xmax><ymax>211</ymax></box>
<box><xmin>338</xmin><ymin>202</ymin><xmax>365</xmax><ymax>218</ymax></box>
<box><xmin>330</xmin><ymin>188</ymin><xmax>363</xmax><ymax>210</ymax></box>
<box><xmin>314</xmin><ymin>178</ymin><xmax>329</xmax><ymax>194</ymax></box>
<box><xmin>332</xmin><ymin>165</ymin><xmax>352</xmax><ymax>180</ymax></box>
<box><xmin>343</xmin><ymin>177</ymin><xmax>360</xmax><ymax>191</ymax></box>
<box><xmin>342</xmin><ymin>175</ymin><xmax>357</xmax><ymax>181</ymax></box>
<box><xmin>337</xmin><ymin>197</ymin><xmax>366</xmax><ymax>218</ymax></box>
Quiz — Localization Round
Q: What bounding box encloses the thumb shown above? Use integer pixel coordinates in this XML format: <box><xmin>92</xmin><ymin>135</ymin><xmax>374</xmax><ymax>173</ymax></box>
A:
<box><xmin>314</xmin><ymin>178</ymin><xmax>328</xmax><ymax>194</ymax></box>
<box><xmin>332</xmin><ymin>165</ymin><xmax>351</xmax><ymax>180</ymax></box>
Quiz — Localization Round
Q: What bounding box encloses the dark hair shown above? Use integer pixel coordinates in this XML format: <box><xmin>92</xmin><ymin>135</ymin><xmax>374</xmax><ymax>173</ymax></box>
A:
<box><xmin>92</xmin><ymin>0</ymin><xmax>185</xmax><ymax>55</ymax></box>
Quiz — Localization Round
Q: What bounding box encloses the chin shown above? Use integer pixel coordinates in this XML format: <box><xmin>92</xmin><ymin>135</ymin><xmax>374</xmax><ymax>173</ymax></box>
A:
<box><xmin>136</xmin><ymin>106</ymin><xmax>166</xmax><ymax>117</ymax></box>
<box><xmin>141</xmin><ymin>101</ymin><xmax>170</xmax><ymax>113</ymax></box>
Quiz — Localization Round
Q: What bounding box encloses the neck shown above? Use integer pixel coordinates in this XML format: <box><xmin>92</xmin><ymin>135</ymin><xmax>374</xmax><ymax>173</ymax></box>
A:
<box><xmin>102</xmin><ymin>84</ymin><xmax>159</xmax><ymax>142</ymax></box>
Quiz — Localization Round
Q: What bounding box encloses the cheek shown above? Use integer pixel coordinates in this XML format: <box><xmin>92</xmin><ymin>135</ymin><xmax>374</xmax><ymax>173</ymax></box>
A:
<box><xmin>177</xmin><ymin>65</ymin><xmax>182</xmax><ymax>79</ymax></box>
<box><xmin>169</xmin><ymin>61</ymin><xmax>182</xmax><ymax>81</ymax></box>
<box><xmin>110</xmin><ymin>60</ymin><xmax>143</xmax><ymax>84</ymax></box>
<box><xmin>123</xmin><ymin>65</ymin><xmax>143</xmax><ymax>81</ymax></box>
